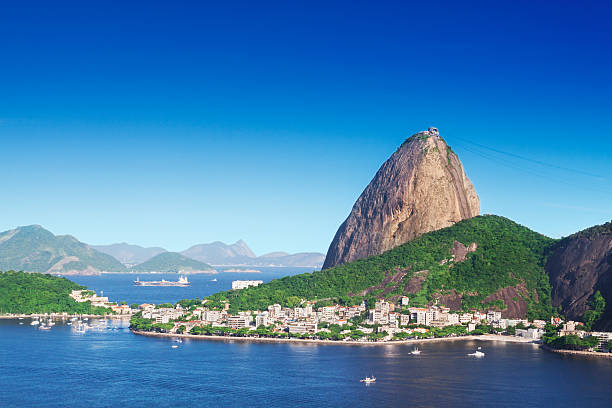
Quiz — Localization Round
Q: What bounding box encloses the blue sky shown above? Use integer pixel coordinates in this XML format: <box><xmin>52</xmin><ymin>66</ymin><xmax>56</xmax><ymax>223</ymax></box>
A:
<box><xmin>1</xmin><ymin>1</ymin><xmax>611</xmax><ymax>254</ymax></box>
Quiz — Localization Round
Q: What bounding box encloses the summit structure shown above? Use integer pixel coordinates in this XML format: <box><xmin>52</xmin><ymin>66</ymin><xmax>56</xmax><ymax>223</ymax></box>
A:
<box><xmin>323</xmin><ymin>128</ymin><xmax>480</xmax><ymax>269</ymax></box>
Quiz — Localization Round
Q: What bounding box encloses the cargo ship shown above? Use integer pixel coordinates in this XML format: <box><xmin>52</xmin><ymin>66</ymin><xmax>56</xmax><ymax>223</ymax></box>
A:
<box><xmin>134</xmin><ymin>276</ymin><xmax>190</xmax><ymax>287</ymax></box>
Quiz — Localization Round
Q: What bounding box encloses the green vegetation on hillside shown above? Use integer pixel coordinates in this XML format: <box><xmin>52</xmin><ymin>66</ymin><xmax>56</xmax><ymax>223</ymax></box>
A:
<box><xmin>132</xmin><ymin>252</ymin><xmax>213</xmax><ymax>273</ymax></box>
<box><xmin>583</xmin><ymin>291</ymin><xmax>606</xmax><ymax>331</ymax></box>
<box><xmin>0</xmin><ymin>271</ymin><xmax>111</xmax><ymax>314</ymax></box>
<box><xmin>205</xmin><ymin>216</ymin><xmax>557</xmax><ymax>319</ymax></box>
<box><xmin>0</xmin><ymin>225</ymin><xmax>126</xmax><ymax>273</ymax></box>
<box><xmin>563</xmin><ymin>221</ymin><xmax>612</xmax><ymax>241</ymax></box>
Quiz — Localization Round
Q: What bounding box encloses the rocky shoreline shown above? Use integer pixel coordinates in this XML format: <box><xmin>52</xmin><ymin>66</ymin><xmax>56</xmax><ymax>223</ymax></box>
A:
<box><xmin>131</xmin><ymin>330</ymin><xmax>539</xmax><ymax>346</ymax></box>
<box><xmin>542</xmin><ymin>345</ymin><xmax>612</xmax><ymax>359</ymax></box>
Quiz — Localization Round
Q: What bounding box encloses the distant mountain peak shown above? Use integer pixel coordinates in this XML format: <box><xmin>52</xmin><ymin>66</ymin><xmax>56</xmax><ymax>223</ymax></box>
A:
<box><xmin>0</xmin><ymin>225</ymin><xmax>126</xmax><ymax>274</ymax></box>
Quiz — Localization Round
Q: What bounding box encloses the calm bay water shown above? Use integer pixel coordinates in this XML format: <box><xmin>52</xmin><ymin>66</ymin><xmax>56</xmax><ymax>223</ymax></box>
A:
<box><xmin>2</xmin><ymin>269</ymin><xmax>612</xmax><ymax>407</ymax></box>
<box><xmin>68</xmin><ymin>266</ymin><xmax>311</xmax><ymax>305</ymax></box>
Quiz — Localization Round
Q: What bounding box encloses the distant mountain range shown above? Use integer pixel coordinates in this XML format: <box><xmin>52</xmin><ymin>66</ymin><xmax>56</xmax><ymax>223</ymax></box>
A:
<box><xmin>179</xmin><ymin>241</ymin><xmax>324</xmax><ymax>267</ymax></box>
<box><xmin>181</xmin><ymin>240</ymin><xmax>256</xmax><ymax>265</ymax></box>
<box><xmin>131</xmin><ymin>252</ymin><xmax>214</xmax><ymax>273</ymax></box>
<box><xmin>91</xmin><ymin>243</ymin><xmax>166</xmax><ymax>267</ymax></box>
<box><xmin>0</xmin><ymin>225</ymin><xmax>325</xmax><ymax>275</ymax></box>
<box><xmin>0</xmin><ymin>225</ymin><xmax>126</xmax><ymax>275</ymax></box>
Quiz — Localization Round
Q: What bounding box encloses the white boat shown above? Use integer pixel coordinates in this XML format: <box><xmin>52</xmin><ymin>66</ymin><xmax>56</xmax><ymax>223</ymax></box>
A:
<box><xmin>360</xmin><ymin>376</ymin><xmax>376</xmax><ymax>383</ymax></box>
<box><xmin>468</xmin><ymin>350</ymin><xmax>485</xmax><ymax>357</ymax></box>
<box><xmin>211</xmin><ymin>278</ymin><xmax>217</xmax><ymax>282</ymax></box>
<box><xmin>171</xmin><ymin>345</ymin><xmax>179</xmax><ymax>349</ymax></box>
<box><xmin>410</xmin><ymin>347</ymin><xmax>421</xmax><ymax>355</ymax></box>
<box><xmin>19</xmin><ymin>322</ymin><xmax>24</xmax><ymax>325</ymax></box>
<box><xmin>30</xmin><ymin>320</ymin><xmax>40</xmax><ymax>326</ymax></box>
<box><xmin>39</xmin><ymin>325</ymin><xmax>51</xmax><ymax>330</ymax></box>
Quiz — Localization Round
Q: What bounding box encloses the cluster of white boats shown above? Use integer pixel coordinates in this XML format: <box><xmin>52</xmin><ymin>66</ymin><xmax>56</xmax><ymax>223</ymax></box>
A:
<box><xmin>22</xmin><ymin>317</ymin><xmax>121</xmax><ymax>334</ymax></box>
<box><xmin>360</xmin><ymin>346</ymin><xmax>485</xmax><ymax>384</ymax></box>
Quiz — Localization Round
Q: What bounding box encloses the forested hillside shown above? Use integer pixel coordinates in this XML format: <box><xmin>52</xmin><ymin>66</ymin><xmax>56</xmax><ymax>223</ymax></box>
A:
<box><xmin>0</xmin><ymin>271</ymin><xmax>110</xmax><ymax>314</ymax></box>
<box><xmin>206</xmin><ymin>216</ymin><xmax>557</xmax><ymax>319</ymax></box>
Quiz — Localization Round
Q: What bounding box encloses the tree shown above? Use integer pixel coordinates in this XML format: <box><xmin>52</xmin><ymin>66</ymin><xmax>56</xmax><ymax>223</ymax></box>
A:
<box><xmin>583</xmin><ymin>291</ymin><xmax>606</xmax><ymax>331</ymax></box>
<box><xmin>582</xmin><ymin>336</ymin><xmax>600</xmax><ymax>349</ymax></box>
<box><xmin>130</xmin><ymin>303</ymin><xmax>139</xmax><ymax>310</ymax></box>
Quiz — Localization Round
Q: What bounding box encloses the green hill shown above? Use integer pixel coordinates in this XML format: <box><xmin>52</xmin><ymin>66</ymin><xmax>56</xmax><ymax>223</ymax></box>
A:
<box><xmin>0</xmin><ymin>225</ymin><xmax>126</xmax><ymax>274</ymax></box>
<box><xmin>206</xmin><ymin>215</ymin><xmax>557</xmax><ymax>320</ymax></box>
<box><xmin>132</xmin><ymin>252</ymin><xmax>214</xmax><ymax>273</ymax></box>
<box><xmin>0</xmin><ymin>271</ymin><xmax>110</xmax><ymax>314</ymax></box>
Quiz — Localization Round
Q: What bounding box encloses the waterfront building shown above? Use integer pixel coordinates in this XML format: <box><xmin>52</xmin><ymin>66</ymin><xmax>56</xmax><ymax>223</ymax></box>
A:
<box><xmin>487</xmin><ymin>311</ymin><xmax>502</xmax><ymax>322</ymax></box>
<box><xmin>288</xmin><ymin>322</ymin><xmax>318</xmax><ymax>334</ymax></box>
<box><xmin>459</xmin><ymin>313</ymin><xmax>473</xmax><ymax>324</ymax></box>
<box><xmin>268</xmin><ymin>304</ymin><xmax>282</xmax><ymax>318</ymax></box>
<box><xmin>205</xmin><ymin>310</ymin><xmax>222</xmax><ymax>323</ymax></box>
<box><xmin>227</xmin><ymin>315</ymin><xmax>252</xmax><ymax>329</ymax></box>
<box><xmin>409</xmin><ymin>307</ymin><xmax>428</xmax><ymax>325</ymax></box>
<box><xmin>255</xmin><ymin>312</ymin><xmax>270</xmax><ymax>327</ymax></box>
<box><xmin>231</xmin><ymin>280</ymin><xmax>264</xmax><ymax>290</ymax></box>
<box><xmin>320</xmin><ymin>306</ymin><xmax>335</xmax><ymax>322</ymax></box>
<box><xmin>590</xmin><ymin>332</ymin><xmax>612</xmax><ymax>351</ymax></box>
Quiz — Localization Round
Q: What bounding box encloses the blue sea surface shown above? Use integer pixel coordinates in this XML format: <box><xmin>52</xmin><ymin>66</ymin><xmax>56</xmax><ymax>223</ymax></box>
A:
<box><xmin>2</xmin><ymin>270</ymin><xmax>612</xmax><ymax>407</ymax></box>
<box><xmin>68</xmin><ymin>266</ymin><xmax>310</xmax><ymax>305</ymax></box>
<box><xmin>2</xmin><ymin>319</ymin><xmax>612</xmax><ymax>408</ymax></box>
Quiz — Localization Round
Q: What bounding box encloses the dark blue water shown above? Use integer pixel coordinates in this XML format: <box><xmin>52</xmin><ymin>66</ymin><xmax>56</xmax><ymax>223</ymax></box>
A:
<box><xmin>2</xmin><ymin>319</ymin><xmax>612</xmax><ymax>408</ymax></box>
<box><xmin>3</xmin><ymin>270</ymin><xmax>612</xmax><ymax>407</ymax></box>
<box><xmin>69</xmin><ymin>267</ymin><xmax>310</xmax><ymax>305</ymax></box>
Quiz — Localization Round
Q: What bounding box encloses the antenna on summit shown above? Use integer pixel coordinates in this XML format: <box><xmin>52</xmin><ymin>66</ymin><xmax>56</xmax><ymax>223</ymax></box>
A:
<box><xmin>427</xmin><ymin>127</ymin><xmax>439</xmax><ymax>136</ymax></box>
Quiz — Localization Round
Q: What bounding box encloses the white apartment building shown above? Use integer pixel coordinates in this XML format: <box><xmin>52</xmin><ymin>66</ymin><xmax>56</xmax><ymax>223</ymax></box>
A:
<box><xmin>268</xmin><ymin>304</ymin><xmax>282</xmax><ymax>318</ymax></box>
<box><xmin>320</xmin><ymin>306</ymin><xmax>335</xmax><ymax>322</ymax></box>
<box><xmin>255</xmin><ymin>312</ymin><xmax>270</xmax><ymax>327</ymax></box>
<box><xmin>231</xmin><ymin>280</ymin><xmax>264</xmax><ymax>290</ymax></box>
<box><xmin>288</xmin><ymin>322</ymin><xmax>318</xmax><ymax>334</ymax></box>
<box><xmin>227</xmin><ymin>315</ymin><xmax>252</xmax><ymax>329</ymax></box>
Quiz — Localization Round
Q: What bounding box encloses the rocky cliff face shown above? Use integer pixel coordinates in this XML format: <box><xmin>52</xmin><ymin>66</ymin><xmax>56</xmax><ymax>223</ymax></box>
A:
<box><xmin>323</xmin><ymin>129</ymin><xmax>480</xmax><ymax>269</ymax></box>
<box><xmin>546</xmin><ymin>222</ymin><xmax>612</xmax><ymax>329</ymax></box>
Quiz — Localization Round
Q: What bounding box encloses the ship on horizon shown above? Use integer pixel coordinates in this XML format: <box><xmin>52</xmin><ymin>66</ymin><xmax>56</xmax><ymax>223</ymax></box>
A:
<box><xmin>134</xmin><ymin>275</ymin><xmax>190</xmax><ymax>287</ymax></box>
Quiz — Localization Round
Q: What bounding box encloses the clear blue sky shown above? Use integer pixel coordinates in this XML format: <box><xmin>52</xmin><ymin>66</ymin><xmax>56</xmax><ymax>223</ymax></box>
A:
<box><xmin>1</xmin><ymin>1</ymin><xmax>611</xmax><ymax>254</ymax></box>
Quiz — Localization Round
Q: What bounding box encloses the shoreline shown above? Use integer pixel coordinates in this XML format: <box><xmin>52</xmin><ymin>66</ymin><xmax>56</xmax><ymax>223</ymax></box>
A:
<box><xmin>131</xmin><ymin>330</ymin><xmax>539</xmax><ymax>346</ymax></box>
<box><xmin>1</xmin><ymin>313</ymin><xmax>132</xmax><ymax>320</ymax></box>
<box><xmin>542</xmin><ymin>345</ymin><xmax>612</xmax><ymax>359</ymax></box>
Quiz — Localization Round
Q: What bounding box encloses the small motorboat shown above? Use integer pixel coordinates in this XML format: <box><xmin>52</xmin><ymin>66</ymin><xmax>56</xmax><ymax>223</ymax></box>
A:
<box><xmin>360</xmin><ymin>376</ymin><xmax>376</xmax><ymax>384</ymax></box>
<box><xmin>30</xmin><ymin>320</ymin><xmax>40</xmax><ymax>326</ymax></box>
<box><xmin>39</xmin><ymin>325</ymin><xmax>51</xmax><ymax>330</ymax></box>
<box><xmin>211</xmin><ymin>278</ymin><xmax>217</xmax><ymax>282</ymax></box>
<box><xmin>410</xmin><ymin>347</ymin><xmax>421</xmax><ymax>355</ymax></box>
<box><xmin>171</xmin><ymin>345</ymin><xmax>179</xmax><ymax>349</ymax></box>
<box><xmin>468</xmin><ymin>349</ymin><xmax>485</xmax><ymax>357</ymax></box>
